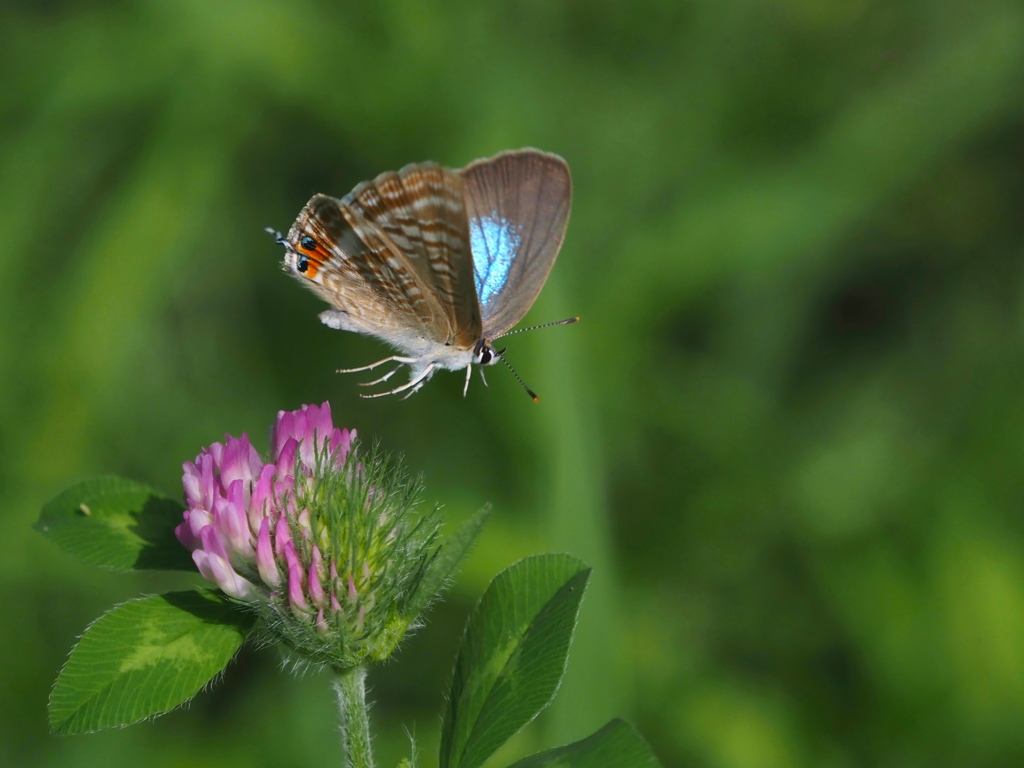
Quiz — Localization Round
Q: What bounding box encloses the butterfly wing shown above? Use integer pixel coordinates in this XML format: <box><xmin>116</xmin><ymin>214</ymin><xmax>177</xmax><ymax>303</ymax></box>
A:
<box><xmin>283</xmin><ymin>194</ymin><xmax>450</xmax><ymax>354</ymax></box>
<box><xmin>460</xmin><ymin>149</ymin><xmax>572</xmax><ymax>338</ymax></box>
<box><xmin>343</xmin><ymin>162</ymin><xmax>482</xmax><ymax>350</ymax></box>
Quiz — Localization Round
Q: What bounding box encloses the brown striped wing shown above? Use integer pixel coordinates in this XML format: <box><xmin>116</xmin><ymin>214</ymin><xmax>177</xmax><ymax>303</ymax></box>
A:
<box><xmin>460</xmin><ymin>149</ymin><xmax>572</xmax><ymax>338</ymax></box>
<box><xmin>284</xmin><ymin>193</ymin><xmax>451</xmax><ymax>345</ymax></box>
<box><xmin>343</xmin><ymin>162</ymin><xmax>482</xmax><ymax>349</ymax></box>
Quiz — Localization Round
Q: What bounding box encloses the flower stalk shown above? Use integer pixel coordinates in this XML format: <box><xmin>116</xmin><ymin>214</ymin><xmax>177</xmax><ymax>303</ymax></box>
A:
<box><xmin>334</xmin><ymin>666</ymin><xmax>374</xmax><ymax>768</ymax></box>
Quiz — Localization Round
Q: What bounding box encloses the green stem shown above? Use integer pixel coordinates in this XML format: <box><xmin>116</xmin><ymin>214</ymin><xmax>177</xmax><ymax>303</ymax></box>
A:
<box><xmin>333</xmin><ymin>666</ymin><xmax>375</xmax><ymax>768</ymax></box>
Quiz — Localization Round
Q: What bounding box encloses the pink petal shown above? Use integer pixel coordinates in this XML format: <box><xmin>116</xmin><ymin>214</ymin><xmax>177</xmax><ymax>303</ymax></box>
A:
<box><xmin>256</xmin><ymin>517</ymin><xmax>281</xmax><ymax>587</ymax></box>
<box><xmin>276</xmin><ymin>438</ymin><xmax>298</xmax><ymax>478</ymax></box>
<box><xmin>196</xmin><ymin>526</ymin><xmax>254</xmax><ymax>599</ymax></box>
<box><xmin>283</xmin><ymin>539</ymin><xmax>301</xmax><ymax>575</ymax></box>
<box><xmin>274</xmin><ymin>516</ymin><xmax>292</xmax><ymax>559</ymax></box>
<box><xmin>178</xmin><ymin>507</ymin><xmax>213</xmax><ymax>547</ymax></box>
<box><xmin>208</xmin><ymin>442</ymin><xmax>225</xmax><ymax>474</ymax></box>
<box><xmin>200</xmin><ymin>521</ymin><xmax>229</xmax><ymax>559</ymax></box>
<box><xmin>186</xmin><ymin>451</ymin><xmax>217</xmax><ymax>511</ymax></box>
<box><xmin>308</xmin><ymin>561</ymin><xmax>326</xmax><ymax>605</ymax></box>
<box><xmin>221</xmin><ymin>435</ymin><xmax>260</xmax><ymax>488</ymax></box>
<box><xmin>298</xmin><ymin>434</ymin><xmax>315</xmax><ymax>472</ymax></box>
<box><xmin>271</xmin><ymin>409</ymin><xmax>297</xmax><ymax>459</ymax></box>
<box><xmin>330</xmin><ymin>428</ymin><xmax>355</xmax><ymax>467</ymax></box>
<box><xmin>182</xmin><ymin>462</ymin><xmax>203</xmax><ymax>510</ymax></box>
<box><xmin>175</xmin><ymin>519</ymin><xmax>197</xmax><ymax>550</ymax></box>
<box><xmin>248</xmin><ymin>463</ymin><xmax>277</xmax><ymax>529</ymax></box>
<box><xmin>288</xmin><ymin>560</ymin><xmax>308</xmax><ymax>613</ymax></box>
<box><xmin>308</xmin><ymin>402</ymin><xmax>334</xmax><ymax>450</ymax></box>
<box><xmin>213</xmin><ymin>488</ymin><xmax>251</xmax><ymax>558</ymax></box>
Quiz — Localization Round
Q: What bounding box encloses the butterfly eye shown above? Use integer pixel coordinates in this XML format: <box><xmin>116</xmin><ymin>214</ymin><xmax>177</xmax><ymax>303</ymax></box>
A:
<box><xmin>300</xmin><ymin>235</ymin><xmax>317</xmax><ymax>250</ymax></box>
<box><xmin>296</xmin><ymin>256</ymin><xmax>309</xmax><ymax>273</ymax></box>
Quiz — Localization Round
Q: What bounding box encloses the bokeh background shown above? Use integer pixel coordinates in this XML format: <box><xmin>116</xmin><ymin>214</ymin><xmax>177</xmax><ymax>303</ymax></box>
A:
<box><xmin>4</xmin><ymin>1</ymin><xmax>1024</xmax><ymax>766</ymax></box>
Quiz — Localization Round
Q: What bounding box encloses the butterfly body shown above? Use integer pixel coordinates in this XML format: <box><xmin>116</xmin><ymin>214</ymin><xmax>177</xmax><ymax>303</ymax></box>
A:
<box><xmin>277</xmin><ymin>149</ymin><xmax>572</xmax><ymax>398</ymax></box>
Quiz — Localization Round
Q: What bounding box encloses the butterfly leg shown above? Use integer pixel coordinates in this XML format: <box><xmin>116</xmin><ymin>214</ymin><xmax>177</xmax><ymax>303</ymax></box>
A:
<box><xmin>358</xmin><ymin>365</ymin><xmax>405</xmax><ymax>387</ymax></box>
<box><xmin>337</xmin><ymin>356</ymin><xmax>418</xmax><ymax>374</ymax></box>
<box><xmin>361</xmin><ymin>363</ymin><xmax>437</xmax><ymax>400</ymax></box>
<box><xmin>462</xmin><ymin>365</ymin><xmax>472</xmax><ymax>398</ymax></box>
<box><xmin>479</xmin><ymin>367</ymin><xmax>489</xmax><ymax>387</ymax></box>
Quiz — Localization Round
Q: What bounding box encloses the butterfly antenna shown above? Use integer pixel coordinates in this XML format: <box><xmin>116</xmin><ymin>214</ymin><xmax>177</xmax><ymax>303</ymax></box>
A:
<box><xmin>492</xmin><ymin>316</ymin><xmax>579</xmax><ymax>340</ymax></box>
<box><xmin>500</xmin><ymin>354</ymin><xmax>540</xmax><ymax>403</ymax></box>
<box><xmin>265</xmin><ymin>227</ymin><xmax>290</xmax><ymax>247</ymax></box>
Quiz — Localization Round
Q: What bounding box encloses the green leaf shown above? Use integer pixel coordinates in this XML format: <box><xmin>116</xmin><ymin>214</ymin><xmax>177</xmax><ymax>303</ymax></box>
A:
<box><xmin>403</xmin><ymin>505</ymin><xmax>492</xmax><ymax>619</ymax></box>
<box><xmin>506</xmin><ymin>719</ymin><xmax>660</xmax><ymax>768</ymax></box>
<box><xmin>49</xmin><ymin>590</ymin><xmax>254</xmax><ymax>734</ymax></box>
<box><xmin>440</xmin><ymin>554</ymin><xmax>591</xmax><ymax>768</ymax></box>
<box><xmin>36</xmin><ymin>476</ymin><xmax>193</xmax><ymax>571</ymax></box>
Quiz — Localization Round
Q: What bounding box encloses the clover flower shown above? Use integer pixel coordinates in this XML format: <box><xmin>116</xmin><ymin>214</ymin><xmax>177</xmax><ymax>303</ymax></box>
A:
<box><xmin>176</xmin><ymin>402</ymin><xmax>440</xmax><ymax>668</ymax></box>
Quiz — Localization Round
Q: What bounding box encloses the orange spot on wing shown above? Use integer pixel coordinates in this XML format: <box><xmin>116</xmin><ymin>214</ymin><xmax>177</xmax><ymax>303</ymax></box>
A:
<box><xmin>295</xmin><ymin>240</ymin><xmax>326</xmax><ymax>279</ymax></box>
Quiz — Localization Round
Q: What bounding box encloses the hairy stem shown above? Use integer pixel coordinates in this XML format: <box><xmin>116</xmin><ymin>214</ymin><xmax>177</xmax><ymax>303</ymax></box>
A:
<box><xmin>333</xmin><ymin>666</ymin><xmax>374</xmax><ymax>768</ymax></box>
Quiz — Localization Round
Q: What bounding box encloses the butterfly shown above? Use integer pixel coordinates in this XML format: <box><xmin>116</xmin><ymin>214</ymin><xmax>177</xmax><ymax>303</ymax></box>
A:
<box><xmin>271</xmin><ymin>148</ymin><xmax>576</xmax><ymax>400</ymax></box>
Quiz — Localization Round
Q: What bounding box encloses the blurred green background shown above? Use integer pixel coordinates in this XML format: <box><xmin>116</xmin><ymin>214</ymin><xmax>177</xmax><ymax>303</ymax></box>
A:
<box><xmin>4</xmin><ymin>0</ymin><xmax>1024</xmax><ymax>766</ymax></box>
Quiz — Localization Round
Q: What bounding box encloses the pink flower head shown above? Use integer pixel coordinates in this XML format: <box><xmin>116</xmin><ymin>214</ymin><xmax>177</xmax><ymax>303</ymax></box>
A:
<box><xmin>176</xmin><ymin>403</ymin><xmax>354</xmax><ymax>612</ymax></box>
<box><xmin>174</xmin><ymin>402</ymin><xmax>444</xmax><ymax>668</ymax></box>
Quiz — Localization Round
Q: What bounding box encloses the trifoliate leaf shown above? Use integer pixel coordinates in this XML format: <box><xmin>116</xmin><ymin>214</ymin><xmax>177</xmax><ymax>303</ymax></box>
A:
<box><xmin>440</xmin><ymin>554</ymin><xmax>590</xmax><ymax>768</ymax></box>
<box><xmin>36</xmin><ymin>476</ymin><xmax>192</xmax><ymax>571</ymax></box>
<box><xmin>49</xmin><ymin>590</ymin><xmax>253</xmax><ymax>734</ymax></box>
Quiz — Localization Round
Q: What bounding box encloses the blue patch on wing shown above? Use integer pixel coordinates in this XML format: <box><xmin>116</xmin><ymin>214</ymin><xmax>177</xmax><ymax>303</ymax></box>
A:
<box><xmin>470</xmin><ymin>214</ymin><xmax>521</xmax><ymax>310</ymax></box>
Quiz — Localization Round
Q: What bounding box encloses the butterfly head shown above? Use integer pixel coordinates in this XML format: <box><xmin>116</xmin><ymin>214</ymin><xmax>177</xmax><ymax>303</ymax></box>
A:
<box><xmin>474</xmin><ymin>339</ymin><xmax>505</xmax><ymax>366</ymax></box>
